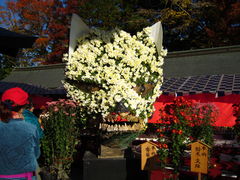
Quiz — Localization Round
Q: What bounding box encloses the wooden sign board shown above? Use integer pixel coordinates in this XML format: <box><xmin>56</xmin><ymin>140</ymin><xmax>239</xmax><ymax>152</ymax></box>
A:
<box><xmin>141</xmin><ymin>141</ymin><xmax>158</xmax><ymax>170</ymax></box>
<box><xmin>190</xmin><ymin>141</ymin><xmax>210</xmax><ymax>174</ymax></box>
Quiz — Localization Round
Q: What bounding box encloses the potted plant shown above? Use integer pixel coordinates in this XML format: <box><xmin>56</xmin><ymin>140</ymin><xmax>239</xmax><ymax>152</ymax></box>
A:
<box><xmin>39</xmin><ymin>99</ymin><xmax>86</xmax><ymax>180</ymax></box>
<box><xmin>156</xmin><ymin>97</ymin><xmax>217</xmax><ymax>174</ymax></box>
<box><xmin>233</xmin><ymin>103</ymin><xmax>240</xmax><ymax>142</ymax></box>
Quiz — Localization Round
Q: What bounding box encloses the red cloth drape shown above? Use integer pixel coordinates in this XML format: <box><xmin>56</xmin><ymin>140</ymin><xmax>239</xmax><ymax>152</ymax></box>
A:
<box><xmin>156</xmin><ymin>94</ymin><xmax>175</xmax><ymax>103</ymax></box>
<box><xmin>149</xmin><ymin>93</ymin><xmax>240</xmax><ymax>127</ymax></box>
<box><xmin>30</xmin><ymin>95</ymin><xmax>53</xmax><ymax>109</ymax></box>
<box><xmin>184</xmin><ymin>93</ymin><xmax>216</xmax><ymax>103</ymax></box>
<box><xmin>213</xmin><ymin>102</ymin><xmax>235</xmax><ymax>127</ymax></box>
<box><xmin>150</xmin><ymin>170</ymin><xmax>178</xmax><ymax>180</ymax></box>
<box><xmin>216</xmin><ymin>94</ymin><xmax>240</xmax><ymax>103</ymax></box>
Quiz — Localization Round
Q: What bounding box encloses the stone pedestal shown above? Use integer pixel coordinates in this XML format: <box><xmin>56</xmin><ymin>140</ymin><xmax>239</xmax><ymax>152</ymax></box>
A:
<box><xmin>82</xmin><ymin>158</ymin><xmax>148</xmax><ymax>180</ymax></box>
<box><xmin>98</xmin><ymin>145</ymin><xmax>124</xmax><ymax>159</ymax></box>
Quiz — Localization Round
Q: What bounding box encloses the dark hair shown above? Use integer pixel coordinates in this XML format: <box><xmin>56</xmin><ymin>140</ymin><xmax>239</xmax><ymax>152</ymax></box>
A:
<box><xmin>0</xmin><ymin>100</ymin><xmax>24</xmax><ymax>123</ymax></box>
<box><xmin>0</xmin><ymin>101</ymin><xmax>12</xmax><ymax>123</ymax></box>
<box><xmin>24</xmin><ymin>97</ymin><xmax>33</xmax><ymax>110</ymax></box>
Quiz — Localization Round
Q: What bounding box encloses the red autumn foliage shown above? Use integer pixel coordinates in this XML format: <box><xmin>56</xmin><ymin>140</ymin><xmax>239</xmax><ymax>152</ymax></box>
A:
<box><xmin>203</xmin><ymin>0</ymin><xmax>240</xmax><ymax>46</ymax></box>
<box><xmin>0</xmin><ymin>0</ymin><xmax>86</xmax><ymax>64</ymax></box>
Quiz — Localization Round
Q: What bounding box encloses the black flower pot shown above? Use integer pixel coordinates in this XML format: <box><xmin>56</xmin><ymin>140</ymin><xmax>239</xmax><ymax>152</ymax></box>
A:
<box><xmin>39</xmin><ymin>167</ymin><xmax>58</xmax><ymax>180</ymax></box>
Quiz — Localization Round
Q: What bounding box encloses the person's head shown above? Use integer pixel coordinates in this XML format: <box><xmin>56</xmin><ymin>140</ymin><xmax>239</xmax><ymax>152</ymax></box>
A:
<box><xmin>24</xmin><ymin>97</ymin><xmax>34</xmax><ymax>112</ymax></box>
<box><xmin>0</xmin><ymin>87</ymin><xmax>29</xmax><ymax>122</ymax></box>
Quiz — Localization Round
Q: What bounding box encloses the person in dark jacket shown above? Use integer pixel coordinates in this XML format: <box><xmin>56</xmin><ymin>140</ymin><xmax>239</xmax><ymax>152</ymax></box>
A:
<box><xmin>0</xmin><ymin>87</ymin><xmax>40</xmax><ymax>180</ymax></box>
<box><xmin>23</xmin><ymin>101</ymin><xmax>44</xmax><ymax>139</ymax></box>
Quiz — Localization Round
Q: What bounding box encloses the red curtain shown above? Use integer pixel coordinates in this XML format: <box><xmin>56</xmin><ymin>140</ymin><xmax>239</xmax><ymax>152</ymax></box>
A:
<box><xmin>30</xmin><ymin>95</ymin><xmax>53</xmax><ymax>109</ymax></box>
<box><xmin>149</xmin><ymin>93</ymin><xmax>240</xmax><ymax>127</ymax></box>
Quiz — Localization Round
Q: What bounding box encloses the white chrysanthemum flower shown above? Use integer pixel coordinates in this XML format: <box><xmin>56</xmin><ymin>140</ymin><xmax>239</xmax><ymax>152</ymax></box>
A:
<box><xmin>63</xmin><ymin>27</ymin><xmax>167</xmax><ymax>121</ymax></box>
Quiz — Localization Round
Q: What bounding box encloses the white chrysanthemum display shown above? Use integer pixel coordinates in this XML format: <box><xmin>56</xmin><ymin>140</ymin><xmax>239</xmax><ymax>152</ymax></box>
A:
<box><xmin>63</xmin><ymin>27</ymin><xmax>167</xmax><ymax>122</ymax></box>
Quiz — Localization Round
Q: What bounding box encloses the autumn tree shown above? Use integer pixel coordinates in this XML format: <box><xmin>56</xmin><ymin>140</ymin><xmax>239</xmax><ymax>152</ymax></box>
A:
<box><xmin>0</xmin><ymin>0</ymin><xmax>54</xmax><ymax>65</ymax></box>
<box><xmin>200</xmin><ymin>0</ymin><xmax>240</xmax><ymax>47</ymax></box>
<box><xmin>0</xmin><ymin>0</ymin><xmax>87</xmax><ymax>64</ymax></box>
<box><xmin>45</xmin><ymin>0</ymin><xmax>84</xmax><ymax>64</ymax></box>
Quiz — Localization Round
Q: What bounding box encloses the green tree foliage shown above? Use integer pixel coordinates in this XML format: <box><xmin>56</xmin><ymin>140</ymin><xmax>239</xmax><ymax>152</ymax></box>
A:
<box><xmin>120</xmin><ymin>0</ymin><xmax>240</xmax><ymax>51</ymax></box>
<box><xmin>0</xmin><ymin>55</ymin><xmax>16</xmax><ymax>80</ymax></box>
<box><xmin>76</xmin><ymin>0</ymin><xmax>124</xmax><ymax>30</ymax></box>
<box><xmin>76</xmin><ymin>0</ymin><xmax>239</xmax><ymax>51</ymax></box>
<box><xmin>200</xmin><ymin>0</ymin><xmax>240</xmax><ymax>47</ymax></box>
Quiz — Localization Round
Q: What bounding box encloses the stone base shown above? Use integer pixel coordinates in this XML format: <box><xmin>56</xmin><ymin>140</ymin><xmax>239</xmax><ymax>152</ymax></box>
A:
<box><xmin>98</xmin><ymin>145</ymin><xmax>124</xmax><ymax>158</ymax></box>
<box><xmin>82</xmin><ymin>158</ymin><xmax>148</xmax><ymax>180</ymax></box>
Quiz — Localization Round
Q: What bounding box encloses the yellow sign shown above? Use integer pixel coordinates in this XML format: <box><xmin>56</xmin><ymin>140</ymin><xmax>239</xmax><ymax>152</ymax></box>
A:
<box><xmin>141</xmin><ymin>141</ymin><xmax>158</xmax><ymax>170</ymax></box>
<box><xmin>190</xmin><ymin>141</ymin><xmax>210</xmax><ymax>174</ymax></box>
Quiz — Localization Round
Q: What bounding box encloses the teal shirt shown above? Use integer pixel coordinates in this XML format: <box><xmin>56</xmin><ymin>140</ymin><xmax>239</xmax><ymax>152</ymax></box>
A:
<box><xmin>22</xmin><ymin>109</ymin><xmax>44</xmax><ymax>138</ymax></box>
<box><xmin>0</xmin><ymin>119</ymin><xmax>40</xmax><ymax>179</ymax></box>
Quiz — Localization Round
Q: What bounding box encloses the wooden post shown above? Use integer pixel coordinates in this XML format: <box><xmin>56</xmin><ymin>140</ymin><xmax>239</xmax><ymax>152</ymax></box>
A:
<box><xmin>198</xmin><ymin>172</ymin><xmax>201</xmax><ymax>180</ymax></box>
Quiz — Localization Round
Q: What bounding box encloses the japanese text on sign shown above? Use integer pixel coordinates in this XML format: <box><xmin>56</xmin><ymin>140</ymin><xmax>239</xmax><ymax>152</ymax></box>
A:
<box><xmin>141</xmin><ymin>142</ymin><xmax>158</xmax><ymax>170</ymax></box>
<box><xmin>190</xmin><ymin>141</ymin><xmax>210</xmax><ymax>174</ymax></box>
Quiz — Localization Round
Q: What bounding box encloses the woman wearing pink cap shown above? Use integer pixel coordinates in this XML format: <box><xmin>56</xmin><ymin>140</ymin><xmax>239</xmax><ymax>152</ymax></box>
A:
<box><xmin>0</xmin><ymin>87</ymin><xmax>40</xmax><ymax>180</ymax></box>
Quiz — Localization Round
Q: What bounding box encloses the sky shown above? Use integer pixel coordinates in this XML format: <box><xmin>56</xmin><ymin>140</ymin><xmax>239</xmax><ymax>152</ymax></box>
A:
<box><xmin>0</xmin><ymin>0</ymin><xmax>6</xmax><ymax>7</ymax></box>
<box><xmin>0</xmin><ymin>0</ymin><xmax>7</xmax><ymax>28</ymax></box>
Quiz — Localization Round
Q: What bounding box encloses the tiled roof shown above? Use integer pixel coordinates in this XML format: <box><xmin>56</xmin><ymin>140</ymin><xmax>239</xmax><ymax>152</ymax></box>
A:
<box><xmin>2</xmin><ymin>74</ymin><xmax>240</xmax><ymax>96</ymax></box>
<box><xmin>163</xmin><ymin>45</ymin><xmax>240</xmax><ymax>78</ymax></box>
<box><xmin>1</xmin><ymin>45</ymin><xmax>240</xmax><ymax>95</ymax></box>
<box><xmin>3</xmin><ymin>63</ymin><xmax>65</xmax><ymax>89</ymax></box>
<box><xmin>0</xmin><ymin>81</ymin><xmax>66</xmax><ymax>95</ymax></box>
<box><xmin>161</xmin><ymin>74</ymin><xmax>240</xmax><ymax>95</ymax></box>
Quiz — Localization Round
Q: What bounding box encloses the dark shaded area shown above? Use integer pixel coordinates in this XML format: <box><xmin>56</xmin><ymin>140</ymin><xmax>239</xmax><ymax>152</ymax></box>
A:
<box><xmin>0</xmin><ymin>27</ymin><xmax>37</xmax><ymax>57</ymax></box>
<box><xmin>0</xmin><ymin>81</ymin><xmax>66</xmax><ymax>95</ymax></box>
<box><xmin>70</xmin><ymin>148</ymin><xmax>148</xmax><ymax>180</ymax></box>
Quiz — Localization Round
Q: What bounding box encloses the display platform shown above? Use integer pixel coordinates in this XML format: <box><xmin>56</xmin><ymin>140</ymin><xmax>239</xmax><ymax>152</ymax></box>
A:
<box><xmin>70</xmin><ymin>156</ymin><xmax>148</xmax><ymax>180</ymax></box>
